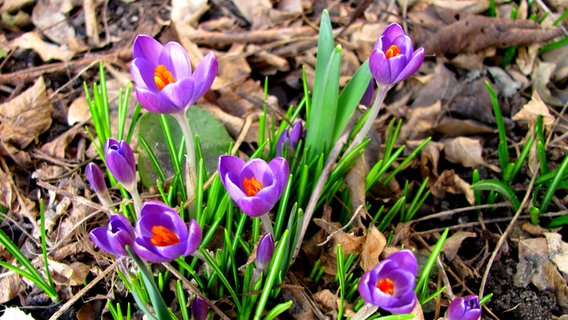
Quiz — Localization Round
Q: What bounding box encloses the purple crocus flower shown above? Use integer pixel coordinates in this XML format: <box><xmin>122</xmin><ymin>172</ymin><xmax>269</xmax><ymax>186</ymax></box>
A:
<box><xmin>104</xmin><ymin>139</ymin><xmax>137</xmax><ymax>190</ymax></box>
<box><xmin>133</xmin><ymin>201</ymin><xmax>202</xmax><ymax>263</ymax></box>
<box><xmin>276</xmin><ymin>121</ymin><xmax>304</xmax><ymax>156</ymax></box>
<box><xmin>256</xmin><ymin>233</ymin><xmax>275</xmax><ymax>271</ymax></box>
<box><xmin>191</xmin><ymin>297</ymin><xmax>208</xmax><ymax>320</ymax></box>
<box><xmin>130</xmin><ymin>34</ymin><xmax>218</xmax><ymax>114</ymax></box>
<box><xmin>370</xmin><ymin>23</ymin><xmax>424</xmax><ymax>87</ymax></box>
<box><xmin>358</xmin><ymin>249</ymin><xmax>418</xmax><ymax>314</ymax></box>
<box><xmin>86</xmin><ymin>163</ymin><xmax>112</xmax><ymax>207</ymax></box>
<box><xmin>446</xmin><ymin>295</ymin><xmax>482</xmax><ymax>320</ymax></box>
<box><xmin>89</xmin><ymin>214</ymin><xmax>135</xmax><ymax>257</ymax></box>
<box><xmin>218</xmin><ymin>156</ymin><xmax>289</xmax><ymax>217</ymax></box>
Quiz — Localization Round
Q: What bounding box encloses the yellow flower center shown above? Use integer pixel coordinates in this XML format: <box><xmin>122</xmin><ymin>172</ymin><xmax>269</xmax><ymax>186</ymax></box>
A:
<box><xmin>385</xmin><ymin>45</ymin><xmax>401</xmax><ymax>59</ymax></box>
<box><xmin>154</xmin><ymin>65</ymin><xmax>175</xmax><ymax>90</ymax></box>
<box><xmin>377</xmin><ymin>278</ymin><xmax>395</xmax><ymax>295</ymax></box>
<box><xmin>243</xmin><ymin>176</ymin><xmax>263</xmax><ymax>197</ymax></box>
<box><xmin>150</xmin><ymin>225</ymin><xmax>180</xmax><ymax>246</ymax></box>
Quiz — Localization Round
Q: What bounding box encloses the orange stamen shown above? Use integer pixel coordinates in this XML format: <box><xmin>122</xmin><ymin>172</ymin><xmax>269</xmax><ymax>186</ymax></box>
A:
<box><xmin>154</xmin><ymin>65</ymin><xmax>175</xmax><ymax>90</ymax></box>
<box><xmin>385</xmin><ymin>45</ymin><xmax>401</xmax><ymax>59</ymax></box>
<box><xmin>150</xmin><ymin>225</ymin><xmax>180</xmax><ymax>246</ymax></box>
<box><xmin>243</xmin><ymin>176</ymin><xmax>263</xmax><ymax>197</ymax></box>
<box><xmin>377</xmin><ymin>278</ymin><xmax>395</xmax><ymax>295</ymax></box>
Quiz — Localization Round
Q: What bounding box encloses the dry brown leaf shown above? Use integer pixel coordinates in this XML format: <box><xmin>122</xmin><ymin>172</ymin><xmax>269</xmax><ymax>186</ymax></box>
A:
<box><xmin>443</xmin><ymin>137</ymin><xmax>499</xmax><ymax>171</ymax></box>
<box><xmin>512</xmin><ymin>91</ymin><xmax>555</xmax><ymax>128</ymax></box>
<box><xmin>399</xmin><ymin>101</ymin><xmax>442</xmax><ymax>143</ymax></box>
<box><xmin>67</xmin><ymin>96</ymin><xmax>92</xmax><ymax>126</ymax></box>
<box><xmin>31</xmin><ymin>0</ymin><xmax>76</xmax><ymax>46</ymax></box>
<box><xmin>40</xmin><ymin>123</ymin><xmax>85</xmax><ymax>159</ymax></box>
<box><xmin>77</xmin><ymin>301</ymin><xmax>103</xmax><ymax>320</ymax></box>
<box><xmin>9</xmin><ymin>31</ymin><xmax>74</xmax><ymax>62</ymax></box>
<box><xmin>360</xmin><ymin>225</ymin><xmax>387</xmax><ymax>272</ymax></box>
<box><xmin>431</xmin><ymin>169</ymin><xmax>475</xmax><ymax>205</ymax></box>
<box><xmin>0</xmin><ymin>271</ymin><xmax>24</xmax><ymax>304</ymax></box>
<box><xmin>345</xmin><ymin>156</ymin><xmax>368</xmax><ymax>227</ymax></box>
<box><xmin>433</xmin><ymin>117</ymin><xmax>495</xmax><ymax>137</ymax></box>
<box><xmin>0</xmin><ymin>77</ymin><xmax>53</xmax><ymax>149</ymax></box>
<box><xmin>544</xmin><ymin>233</ymin><xmax>568</xmax><ymax>278</ymax></box>
<box><xmin>419</xmin><ymin>140</ymin><xmax>443</xmax><ymax>178</ymax></box>
<box><xmin>31</xmin><ymin>165</ymin><xmax>66</xmax><ymax>180</ymax></box>
<box><xmin>443</xmin><ymin>231</ymin><xmax>477</xmax><ymax>261</ymax></box>
<box><xmin>313</xmin><ymin>289</ymin><xmax>337</xmax><ymax>314</ymax></box>
<box><xmin>313</xmin><ymin>218</ymin><xmax>365</xmax><ymax>254</ymax></box>
<box><xmin>47</xmin><ymin>259</ymin><xmax>90</xmax><ymax>286</ymax></box>
<box><xmin>413</xmin><ymin>6</ymin><xmax>561</xmax><ymax>55</ymax></box>
<box><xmin>533</xmin><ymin>61</ymin><xmax>566</xmax><ymax>107</ymax></box>
<box><xmin>416</xmin><ymin>0</ymin><xmax>490</xmax><ymax>13</ymax></box>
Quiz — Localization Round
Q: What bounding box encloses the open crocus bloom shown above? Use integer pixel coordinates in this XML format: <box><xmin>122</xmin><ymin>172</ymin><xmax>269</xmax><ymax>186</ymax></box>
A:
<box><xmin>133</xmin><ymin>201</ymin><xmax>202</xmax><ymax>263</ymax></box>
<box><xmin>369</xmin><ymin>23</ymin><xmax>424</xmax><ymax>87</ymax></box>
<box><xmin>130</xmin><ymin>34</ymin><xmax>218</xmax><ymax>114</ymax></box>
<box><xmin>446</xmin><ymin>295</ymin><xmax>482</xmax><ymax>320</ymax></box>
<box><xmin>358</xmin><ymin>249</ymin><xmax>418</xmax><ymax>314</ymax></box>
<box><xmin>104</xmin><ymin>139</ymin><xmax>137</xmax><ymax>190</ymax></box>
<box><xmin>90</xmin><ymin>214</ymin><xmax>135</xmax><ymax>257</ymax></box>
<box><xmin>218</xmin><ymin>156</ymin><xmax>289</xmax><ymax>217</ymax></box>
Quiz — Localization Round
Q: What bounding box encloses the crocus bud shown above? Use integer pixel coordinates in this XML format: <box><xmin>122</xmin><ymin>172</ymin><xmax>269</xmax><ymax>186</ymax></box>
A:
<box><xmin>86</xmin><ymin>163</ymin><xmax>112</xmax><ymax>207</ymax></box>
<box><xmin>104</xmin><ymin>138</ymin><xmax>137</xmax><ymax>190</ymax></box>
<box><xmin>191</xmin><ymin>297</ymin><xmax>208</xmax><ymax>320</ymax></box>
<box><xmin>276</xmin><ymin>121</ymin><xmax>304</xmax><ymax>157</ymax></box>
<box><xmin>360</xmin><ymin>81</ymin><xmax>375</xmax><ymax>107</ymax></box>
<box><xmin>256</xmin><ymin>233</ymin><xmax>275</xmax><ymax>271</ymax></box>
<box><xmin>446</xmin><ymin>295</ymin><xmax>482</xmax><ymax>320</ymax></box>
<box><xmin>89</xmin><ymin>214</ymin><xmax>135</xmax><ymax>257</ymax></box>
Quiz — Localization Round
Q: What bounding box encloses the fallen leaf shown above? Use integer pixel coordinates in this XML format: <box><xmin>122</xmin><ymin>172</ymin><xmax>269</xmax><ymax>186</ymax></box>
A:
<box><xmin>415</xmin><ymin>0</ymin><xmax>490</xmax><ymax>13</ymax></box>
<box><xmin>533</xmin><ymin>61</ymin><xmax>566</xmax><ymax>106</ymax></box>
<box><xmin>443</xmin><ymin>137</ymin><xmax>499</xmax><ymax>171</ymax></box>
<box><xmin>431</xmin><ymin>169</ymin><xmax>475</xmax><ymax>205</ymax></box>
<box><xmin>512</xmin><ymin>91</ymin><xmax>555</xmax><ymax>128</ymax></box>
<box><xmin>0</xmin><ymin>77</ymin><xmax>53</xmax><ymax>149</ymax></box>
<box><xmin>0</xmin><ymin>271</ymin><xmax>24</xmax><ymax>304</ymax></box>
<box><xmin>313</xmin><ymin>289</ymin><xmax>337</xmax><ymax>314</ymax></box>
<box><xmin>544</xmin><ymin>232</ymin><xmax>568</xmax><ymax>278</ymax></box>
<box><xmin>31</xmin><ymin>0</ymin><xmax>76</xmax><ymax>46</ymax></box>
<box><xmin>67</xmin><ymin>96</ymin><xmax>91</xmax><ymax>126</ymax></box>
<box><xmin>9</xmin><ymin>31</ymin><xmax>75</xmax><ymax>62</ymax></box>
<box><xmin>398</xmin><ymin>101</ymin><xmax>442</xmax><ymax>143</ymax></box>
<box><xmin>360</xmin><ymin>225</ymin><xmax>387</xmax><ymax>272</ymax></box>
<box><xmin>412</xmin><ymin>6</ymin><xmax>561</xmax><ymax>55</ymax></box>
<box><xmin>313</xmin><ymin>218</ymin><xmax>365</xmax><ymax>255</ymax></box>
<box><xmin>443</xmin><ymin>231</ymin><xmax>477</xmax><ymax>261</ymax></box>
<box><xmin>433</xmin><ymin>117</ymin><xmax>495</xmax><ymax>137</ymax></box>
<box><xmin>47</xmin><ymin>259</ymin><xmax>90</xmax><ymax>286</ymax></box>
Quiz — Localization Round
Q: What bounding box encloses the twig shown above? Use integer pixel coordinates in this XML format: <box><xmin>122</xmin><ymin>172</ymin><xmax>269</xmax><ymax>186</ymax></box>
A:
<box><xmin>414</xmin><ymin>202</ymin><xmax>511</xmax><ymax>222</ymax></box>
<box><xmin>478</xmin><ymin>173</ymin><xmax>537</xmax><ymax>298</ymax></box>
<box><xmin>49</xmin><ymin>258</ymin><xmax>121</xmax><ymax>320</ymax></box>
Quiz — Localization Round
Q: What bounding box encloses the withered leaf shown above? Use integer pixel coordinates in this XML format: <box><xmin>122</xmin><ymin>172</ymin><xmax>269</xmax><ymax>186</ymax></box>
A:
<box><xmin>0</xmin><ymin>77</ymin><xmax>52</xmax><ymax>149</ymax></box>
<box><xmin>361</xmin><ymin>225</ymin><xmax>386</xmax><ymax>272</ymax></box>
<box><xmin>412</xmin><ymin>6</ymin><xmax>561</xmax><ymax>55</ymax></box>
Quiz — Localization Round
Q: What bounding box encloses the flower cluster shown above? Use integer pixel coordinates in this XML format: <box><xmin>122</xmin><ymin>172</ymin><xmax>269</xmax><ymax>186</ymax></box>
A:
<box><xmin>358</xmin><ymin>249</ymin><xmax>418</xmax><ymax>314</ymax></box>
<box><xmin>90</xmin><ymin>201</ymin><xmax>202</xmax><ymax>263</ymax></box>
<box><xmin>218</xmin><ymin>156</ymin><xmax>289</xmax><ymax>217</ymax></box>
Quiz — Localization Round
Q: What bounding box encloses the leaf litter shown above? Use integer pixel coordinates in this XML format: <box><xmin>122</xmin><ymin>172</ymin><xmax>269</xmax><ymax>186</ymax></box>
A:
<box><xmin>0</xmin><ymin>0</ymin><xmax>567</xmax><ymax>318</ymax></box>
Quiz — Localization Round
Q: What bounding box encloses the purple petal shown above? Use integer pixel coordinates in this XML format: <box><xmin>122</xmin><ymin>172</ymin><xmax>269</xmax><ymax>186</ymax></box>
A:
<box><xmin>256</xmin><ymin>233</ymin><xmax>274</xmax><ymax>270</ymax></box>
<box><xmin>369</xmin><ymin>50</ymin><xmax>392</xmax><ymax>85</ymax></box>
<box><xmin>218</xmin><ymin>155</ymin><xmax>245</xmax><ymax>186</ymax></box>
<box><xmin>392</xmin><ymin>47</ymin><xmax>424</xmax><ymax>84</ymax></box>
<box><xmin>191</xmin><ymin>297</ymin><xmax>208</xmax><ymax>320</ymax></box>
<box><xmin>223</xmin><ymin>172</ymin><xmax>248</xmax><ymax>201</ymax></box>
<box><xmin>268</xmin><ymin>157</ymin><xmax>290</xmax><ymax>194</ymax></box>
<box><xmin>236</xmin><ymin>196</ymin><xmax>274</xmax><ymax>217</ymax></box>
<box><xmin>90</xmin><ymin>227</ymin><xmax>117</xmax><ymax>255</ymax></box>
<box><xmin>131</xmin><ymin>58</ymin><xmax>159</xmax><ymax>91</ymax></box>
<box><xmin>357</xmin><ymin>270</ymin><xmax>376</xmax><ymax>303</ymax></box>
<box><xmin>388</xmin><ymin>249</ymin><xmax>418</xmax><ymax>275</ymax></box>
<box><xmin>133</xmin><ymin>238</ymin><xmax>169</xmax><ymax>263</ymax></box>
<box><xmin>159</xmin><ymin>42</ymin><xmax>192</xmax><ymax>80</ymax></box>
<box><xmin>86</xmin><ymin>163</ymin><xmax>107</xmax><ymax>194</ymax></box>
<box><xmin>105</xmin><ymin>150</ymin><xmax>136</xmax><ymax>187</ymax></box>
<box><xmin>136</xmin><ymin>88</ymin><xmax>183</xmax><ymax>114</ymax></box>
<box><xmin>191</xmin><ymin>52</ymin><xmax>218</xmax><ymax>103</ymax></box>
<box><xmin>184</xmin><ymin>219</ymin><xmax>202</xmax><ymax>255</ymax></box>
<box><xmin>133</xmin><ymin>35</ymin><xmax>163</xmax><ymax>65</ymax></box>
<box><xmin>387</xmin><ymin>55</ymin><xmax>408</xmax><ymax>85</ymax></box>
<box><xmin>382</xmin><ymin>23</ymin><xmax>405</xmax><ymax>44</ymax></box>
<box><xmin>160</xmin><ymin>77</ymin><xmax>195</xmax><ymax>110</ymax></box>
<box><xmin>382</xmin><ymin>290</ymin><xmax>417</xmax><ymax>314</ymax></box>
<box><xmin>393</xmin><ymin>35</ymin><xmax>413</xmax><ymax>60</ymax></box>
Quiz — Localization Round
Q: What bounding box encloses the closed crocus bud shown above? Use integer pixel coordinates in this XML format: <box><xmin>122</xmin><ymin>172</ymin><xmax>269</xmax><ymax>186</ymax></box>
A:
<box><xmin>104</xmin><ymin>139</ymin><xmax>137</xmax><ymax>190</ymax></box>
<box><xmin>85</xmin><ymin>163</ymin><xmax>112</xmax><ymax>207</ymax></box>
<box><xmin>130</xmin><ymin>34</ymin><xmax>218</xmax><ymax>114</ymax></box>
<box><xmin>89</xmin><ymin>214</ymin><xmax>135</xmax><ymax>257</ymax></box>
<box><xmin>133</xmin><ymin>201</ymin><xmax>202</xmax><ymax>263</ymax></box>
<box><xmin>446</xmin><ymin>295</ymin><xmax>482</xmax><ymax>320</ymax></box>
<box><xmin>218</xmin><ymin>156</ymin><xmax>290</xmax><ymax>217</ymax></box>
<box><xmin>369</xmin><ymin>23</ymin><xmax>424</xmax><ymax>87</ymax></box>
<box><xmin>256</xmin><ymin>233</ymin><xmax>275</xmax><ymax>271</ymax></box>
<box><xmin>358</xmin><ymin>249</ymin><xmax>418</xmax><ymax>314</ymax></box>
<box><xmin>190</xmin><ymin>297</ymin><xmax>208</xmax><ymax>320</ymax></box>
<box><xmin>276</xmin><ymin>121</ymin><xmax>304</xmax><ymax>157</ymax></box>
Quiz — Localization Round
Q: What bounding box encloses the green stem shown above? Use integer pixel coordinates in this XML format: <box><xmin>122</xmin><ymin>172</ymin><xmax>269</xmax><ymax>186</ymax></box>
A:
<box><xmin>346</xmin><ymin>84</ymin><xmax>389</xmax><ymax>153</ymax></box>
<box><xmin>173</xmin><ymin>112</ymin><xmax>197</xmax><ymax>205</ymax></box>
